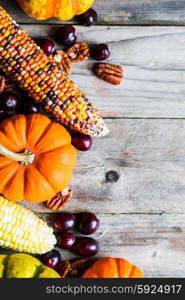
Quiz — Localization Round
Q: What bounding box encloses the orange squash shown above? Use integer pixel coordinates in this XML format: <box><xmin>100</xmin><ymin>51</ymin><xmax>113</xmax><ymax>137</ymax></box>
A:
<box><xmin>0</xmin><ymin>114</ymin><xmax>77</xmax><ymax>203</ymax></box>
<box><xmin>17</xmin><ymin>0</ymin><xmax>95</xmax><ymax>21</ymax></box>
<box><xmin>83</xmin><ymin>257</ymin><xmax>143</xmax><ymax>278</ymax></box>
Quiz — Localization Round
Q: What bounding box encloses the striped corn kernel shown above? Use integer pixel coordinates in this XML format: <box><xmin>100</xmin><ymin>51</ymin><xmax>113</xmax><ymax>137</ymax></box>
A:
<box><xmin>0</xmin><ymin>196</ymin><xmax>56</xmax><ymax>254</ymax></box>
<box><xmin>0</xmin><ymin>6</ymin><xmax>108</xmax><ymax>136</ymax></box>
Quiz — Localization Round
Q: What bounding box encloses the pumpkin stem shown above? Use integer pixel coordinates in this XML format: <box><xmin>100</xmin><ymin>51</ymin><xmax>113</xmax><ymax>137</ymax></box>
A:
<box><xmin>0</xmin><ymin>144</ymin><xmax>35</xmax><ymax>165</ymax></box>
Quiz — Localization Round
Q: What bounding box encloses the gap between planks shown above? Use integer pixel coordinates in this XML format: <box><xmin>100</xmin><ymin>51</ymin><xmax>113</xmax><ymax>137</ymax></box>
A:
<box><xmin>23</xmin><ymin>118</ymin><xmax>185</xmax><ymax>214</ymax></box>
<box><xmin>0</xmin><ymin>22</ymin><xmax>184</xmax><ymax>119</ymax></box>
<box><xmin>3</xmin><ymin>0</ymin><xmax>185</xmax><ymax>25</ymax></box>
<box><xmin>16</xmin><ymin>24</ymin><xmax>185</xmax><ymax>119</ymax></box>
<box><xmin>1</xmin><ymin>212</ymin><xmax>185</xmax><ymax>277</ymax></box>
<box><xmin>40</xmin><ymin>212</ymin><xmax>185</xmax><ymax>278</ymax></box>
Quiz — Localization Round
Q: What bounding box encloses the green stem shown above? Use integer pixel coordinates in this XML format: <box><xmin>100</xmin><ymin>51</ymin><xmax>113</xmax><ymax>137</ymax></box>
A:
<box><xmin>0</xmin><ymin>144</ymin><xmax>35</xmax><ymax>165</ymax></box>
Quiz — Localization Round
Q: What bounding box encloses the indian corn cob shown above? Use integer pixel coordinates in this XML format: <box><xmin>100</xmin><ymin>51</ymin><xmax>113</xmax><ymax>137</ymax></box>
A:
<box><xmin>0</xmin><ymin>196</ymin><xmax>56</xmax><ymax>254</ymax></box>
<box><xmin>0</xmin><ymin>7</ymin><xmax>108</xmax><ymax>136</ymax></box>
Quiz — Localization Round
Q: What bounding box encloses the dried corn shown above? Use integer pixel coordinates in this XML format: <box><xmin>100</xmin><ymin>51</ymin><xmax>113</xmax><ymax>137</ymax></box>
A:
<box><xmin>0</xmin><ymin>196</ymin><xmax>56</xmax><ymax>254</ymax></box>
<box><xmin>0</xmin><ymin>7</ymin><xmax>108</xmax><ymax>136</ymax></box>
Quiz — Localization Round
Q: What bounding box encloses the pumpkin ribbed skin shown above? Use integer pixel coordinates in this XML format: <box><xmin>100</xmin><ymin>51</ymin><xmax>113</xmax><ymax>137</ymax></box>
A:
<box><xmin>17</xmin><ymin>0</ymin><xmax>95</xmax><ymax>21</ymax></box>
<box><xmin>83</xmin><ymin>257</ymin><xmax>144</xmax><ymax>278</ymax></box>
<box><xmin>0</xmin><ymin>114</ymin><xmax>77</xmax><ymax>203</ymax></box>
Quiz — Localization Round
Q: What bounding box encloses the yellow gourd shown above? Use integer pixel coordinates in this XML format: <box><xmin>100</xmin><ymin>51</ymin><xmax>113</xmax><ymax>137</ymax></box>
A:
<box><xmin>17</xmin><ymin>0</ymin><xmax>95</xmax><ymax>21</ymax></box>
<box><xmin>0</xmin><ymin>253</ymin><xmax>60</xmax><ymax>278</ymax></box>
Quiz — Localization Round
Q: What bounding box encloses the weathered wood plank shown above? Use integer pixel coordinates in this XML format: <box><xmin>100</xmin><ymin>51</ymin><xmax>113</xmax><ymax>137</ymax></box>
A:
<box><xmin>51</xmin><ymin>213</ymin><xmax>185</xmax><ymax>278</ymax></box>
<box><xmin>23</xmin><ymin>118</ymin><xmax>185</xmax><ymax>214</ymax></box>
<box><xmin>1</xmin><ymin>213</ymin><xmax>185</xmax><ymax>277</ymax></box>
<box><xmin>2</xmin><ymin>0</ymin><xmax>185</xmax><ymax>25</ymax></box>
<box><xmin>9</xmin><ymin>24</ymin><xmax>185</xmax><ymax>119</ymax></box>
<box><xmin>0</xmin><ymin>0</ymin><xmax>184</xmax><ymax>280</ymax></box>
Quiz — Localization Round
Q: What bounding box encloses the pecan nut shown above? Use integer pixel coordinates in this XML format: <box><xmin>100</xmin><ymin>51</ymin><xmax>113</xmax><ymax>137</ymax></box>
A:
<box><xmin>0</xmin><ymin>75</ymin><xmax>15</xmax><ymax>93</ymax></box>
<box><xmin>94</xmin><ymin>63</ymin><xmax>123</xmax><ymax>85</ymax></box>
<box><xmin>53</xmin><ymin>50</ymin><xmax>72</xmax><ymax>75</ymax></box>
<box><xmin>58</xmin><ymin>261</ymin><xmax>71</xmax><ymax>278</ymax></box>
<box><xmin>55</xmin><ymin>258</ymin><xmax>96</xmax><ymax>278</ymax></box>
<box><xmin>66</xmin><ymin>42</ymin><xmax>90</xmax><ymax>63</ymax></box>
<box><xmin>68</xmin><ymin>258</ymin><xmax>96</xmax><ymax>278</ymax></box>
<box><xmin>46</xmin><ymin>187</ymin><xmax>73</xmax><ymax>211</ymax></box>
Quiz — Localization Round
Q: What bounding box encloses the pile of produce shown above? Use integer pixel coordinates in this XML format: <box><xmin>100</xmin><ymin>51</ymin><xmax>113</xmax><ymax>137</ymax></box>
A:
<box><xmin>55</xmin><ymin>212</ymin><xmax>100</xmax><ymax>256</ymax></box>
<box><xmin>0</xmin><ymin>6</ymin><xmax>108</xmax><ymax>136</ymax></box>
<box><xmin>0</xmin><ymin>253</ymin><xmax>143</xmax><ymax>278</ymax></box>
<box><xmin>0</xmin><ymin>196</ymin><xmax>144</xmax><ymax>278</ymax></box>
<box><xmin>0</xmin><ymin>4</ymin><xmax>143</xmax><ymax>278</ymax></box>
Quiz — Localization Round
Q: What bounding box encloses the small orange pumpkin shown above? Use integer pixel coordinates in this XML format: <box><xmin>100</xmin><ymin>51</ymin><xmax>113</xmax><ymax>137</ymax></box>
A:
<box><xmin>17</xmin><ymin>0</ymin><xmax>95</xmax><ymax>21</ymax></box>
<box><xmin>83</xmin><ymin>257</ymin><xmax>143</xmax><ymax>278</ymax></box>
<box><xmin>0</xmin><ymin>114</ymin><xmax>77</xmax><ymax>203</ymax></box>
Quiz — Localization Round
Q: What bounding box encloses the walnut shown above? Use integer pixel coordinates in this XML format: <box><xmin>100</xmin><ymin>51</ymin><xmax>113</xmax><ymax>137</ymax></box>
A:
<box><xmin>66</xmin><ymin>42</ymin><xmax>91</xmax><ymax>63</ymax></box>
<box><xmin>53</xmin><ymin>50</ymin><xmax>72</xmax><ymax>75</ymax></box>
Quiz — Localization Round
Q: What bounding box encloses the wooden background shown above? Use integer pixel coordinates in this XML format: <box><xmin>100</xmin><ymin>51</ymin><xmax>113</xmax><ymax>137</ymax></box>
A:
<box><xmin>1</xmin><ymin>0</ymin><xmax>185</xmax><ymax>278</ymax></box>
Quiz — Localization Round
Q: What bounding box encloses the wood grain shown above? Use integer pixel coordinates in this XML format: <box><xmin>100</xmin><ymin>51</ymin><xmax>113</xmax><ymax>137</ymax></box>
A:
<box><xmin>22</xmin><ymin>118</ymin><xmax>185</xmax><ymax>214</ymax></box>
<box><xmin>0</xmin><ymin>3</ymin><xmax>184</xmax><ymax>278</ymax></box>
<box><xmin>2</xmin><ymin>0</ymin><xmax>185</xmax><ymax>25</ymax></box>
<box><xmin>16</xmin><ymin>24</ymin><xmax>185</xmax><ymax>119</ymax></box>
<box><xmin>51</xmin><ymin>213</ymin><xmax>185</xmax><ymax>278</ymax></box>
<box><xmin>1</xmin><ymin>213</ymin><xmax>185</xmax><ymax>278</ymax></box>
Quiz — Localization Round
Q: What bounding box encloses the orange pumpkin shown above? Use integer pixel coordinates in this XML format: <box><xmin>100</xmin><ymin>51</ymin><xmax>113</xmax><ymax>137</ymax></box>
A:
<box><xmin>0</xmin><ymin>114</ymin><xmax>77</xmax><ymax>203</ymax></box>
<box><xmin>17</xmin><ymin>0</ymin><xmax>95</xmax><ymax>21</ymax></box>
<box><xmin>83</xmin><ymin>257</ymin><xmax>143</xmax><ymax>278</ymax></box>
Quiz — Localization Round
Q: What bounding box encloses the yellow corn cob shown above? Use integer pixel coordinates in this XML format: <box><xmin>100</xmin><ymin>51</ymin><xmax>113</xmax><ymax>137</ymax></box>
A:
<box><xmin>0</xmin><ymin>196</ymin><xmax>56</xmax><ymax>254</ymax></box>
<box><xmin>0</xmin><ymin>7</ymin><xmax>109</xmax><ymax>136</ymax></box>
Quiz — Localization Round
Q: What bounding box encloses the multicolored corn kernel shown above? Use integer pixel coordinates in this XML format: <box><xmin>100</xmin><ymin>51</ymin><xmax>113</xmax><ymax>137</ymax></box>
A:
<box><xmin>0</xmin><ymin>6</ymin><xmax>109</xmax><ymax>136</ymax></box>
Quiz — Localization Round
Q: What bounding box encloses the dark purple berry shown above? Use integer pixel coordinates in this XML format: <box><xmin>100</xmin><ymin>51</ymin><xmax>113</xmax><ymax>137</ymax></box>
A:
<box><xmin>0</xmin><ymin>92</ymin><xmax>20</xmax><ymax>111</ymax></box>
<box><xmin>92</xmin><ymin>43</ymin><xmax>110</xmax><ymax>61</ymax></box>
<box><xmin>0</xmin><ymin>110</ymin><xmax>9</xmax><ymax>122</ymax></box>
<box><xmin>41</xmin><ymin>250</ymin><xmax>61</xmax><ymax>269</ymax></box>
<box><xmin>55</xmin><ymin>25</ymin><xmax>77</xmax><ymax>46</ymax></box>
<box><xmin>54</xmin><ymin>213</ymin><xmax>76</xmax><ymax>231</ymax></box>
<box><xmin>57</xmin><ymin>233</ymin><xmax>76</xmax><ymax>249</ymax></box>
<box><xmin>23</xmin><ymin>101</ymin><xmax>40</xmax><ymax>114</ymax></box>
<box><xmin>72</xmin><ymin>132</ymin><xmax>92</xmax><ymax>151</ymax></box>
<box><xmin>80</xmin><ymin>8</ymin><xmax>97</xmax><ymax>26</ymax></box>
<box><xmin>39</xmin><ymin>39</ymin><xmax>55</xmax><ymax>55</ymax></box>
<box><xmin>79</xmin><ymin>213</ymin><xmax>100</xmax><ymax>235</ymax></box>
<box><xmin>74</xmin><ymin>237</ymin><xmax>99</xmax><ymax>257</ymax></box>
